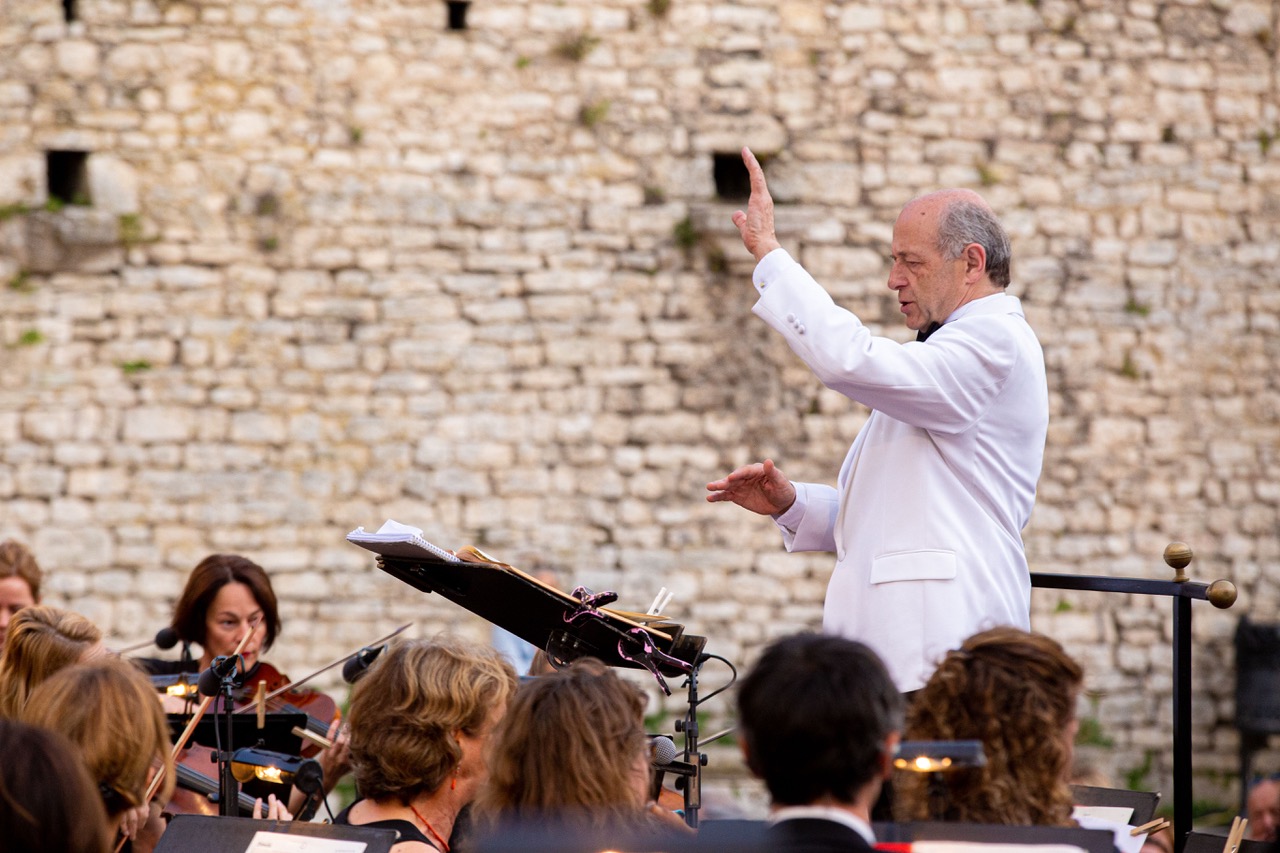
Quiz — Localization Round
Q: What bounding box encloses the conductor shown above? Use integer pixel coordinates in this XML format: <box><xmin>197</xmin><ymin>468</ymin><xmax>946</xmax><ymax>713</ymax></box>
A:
<box><xmin>707</xmin><ymin>148</ymin><xmax>1049</xmax><ymax>692</ymax></box>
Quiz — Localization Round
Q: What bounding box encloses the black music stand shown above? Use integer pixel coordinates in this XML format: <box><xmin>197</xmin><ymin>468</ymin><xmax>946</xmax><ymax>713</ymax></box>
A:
<box><xmin>874</xmin><ymin>821</ymin><xmax>1118</xmax><ymax>853</ymax></box>
<box><xmin>168</xmin><ymin>713</ymin><xmax>307</xmax><ymax>757</ymax></box>
<box><xmin>169</xmin><ymin>712</ymin><xmax>308</xmax><ymax>807</ymax></box>
<box><xmin>1071</xmin><ymin>784</ymin><xmax>1162</xmax><ymax>827</ymax></box>
<box><xmin>348</xmin><ymin>529</ymin><xmax>716</xmax><ymax>826</ymax></box>
<box><xmin>155</xmin><ymin>814</ymin><xmax>396</xmax><ymax>852</ymax></box>
<box><xmin>1183</xmin><ymin>831</ymin><xmax>1273</xmax><ymax>853</ymax></box>
<box><xmin>356</xmin><ymin>546</ymin><xmax>706</xmax><ymax>686</ymax></box>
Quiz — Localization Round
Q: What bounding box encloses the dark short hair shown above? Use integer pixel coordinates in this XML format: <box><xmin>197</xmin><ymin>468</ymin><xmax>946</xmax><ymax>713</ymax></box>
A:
<box><xmin>737</xmin><ymin>633</ymin><xmax>903</xmax><ymax>806</ymax></box>
<box><xmin>0</xmin><ymin>718</ymin><xmax>111</xmax><ymax>853</ymax></box>
<box><xmin>171</xmin><ymin>554</ymin><xmax>280</xmax><ymax>650</ymax></box>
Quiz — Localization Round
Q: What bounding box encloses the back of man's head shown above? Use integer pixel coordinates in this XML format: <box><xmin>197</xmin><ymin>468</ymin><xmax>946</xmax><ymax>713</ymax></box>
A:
<box><xmin>737</xmin><ymin>633</ymin><xmax>903</xmax><ymax>807</ymax></box>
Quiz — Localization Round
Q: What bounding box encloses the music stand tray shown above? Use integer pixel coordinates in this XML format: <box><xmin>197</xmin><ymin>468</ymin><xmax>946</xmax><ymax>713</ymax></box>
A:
<box><xmin>156</xmin><ymin>814</ymin><xmax>397</xmax><ymax>852</ymax></box>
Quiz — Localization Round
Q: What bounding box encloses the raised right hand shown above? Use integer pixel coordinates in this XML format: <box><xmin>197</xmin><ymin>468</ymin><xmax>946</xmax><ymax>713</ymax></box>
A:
<box><xmin>706</xmin><ymin>459</ymin><xmax>796</xmax><ymax>516</ymax></box>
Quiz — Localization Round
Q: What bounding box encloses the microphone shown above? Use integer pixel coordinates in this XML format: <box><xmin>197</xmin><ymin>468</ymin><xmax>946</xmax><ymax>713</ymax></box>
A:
<box><xmin>649</xmin><ymin>735</ymin><xmax>678</xmax><ymax>767</ymax></box>
<box><xmin>155</xmin><ymin>626</ymin><xmax>180</xmax><ymax>650</ymax></box>
<box><xmin>342</xmin><ymin>645</ymin><xmax>385</xmax><ymax>684</ymax></box>
<box><xmin>197</xmin><ymin>655</ymin><xmax>245</xmax><ymax>697</ymax></box>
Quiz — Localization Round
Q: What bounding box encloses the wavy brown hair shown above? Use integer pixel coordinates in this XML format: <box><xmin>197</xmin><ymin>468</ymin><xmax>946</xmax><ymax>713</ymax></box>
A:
<box><xmin>896</xmin><ymin>626</ymin><xmax>1083</xmax><ymax>826</ymax></box>
<box><xmin>0</xmin><ymin>539</ymin><xmax>42</xmax><ymax>600</ymax></box>
<box><xmin>22</xmin><ymin>657</ymin><xmax>176</xmax><ymax>820</ymax></box>
<box><xmin>347</xmin><ymin>637</ymin><xmax>517</xmax><ymax>805</ymax></box>
<box><xmin>473</xmin><ymin>658</ymin><xmax>650</xmax><ymax>831</ymax></box>
<box><xmin>0</xmin><ymin>605</ymin><xmax>101</xmax><ymax>718</ymax></box>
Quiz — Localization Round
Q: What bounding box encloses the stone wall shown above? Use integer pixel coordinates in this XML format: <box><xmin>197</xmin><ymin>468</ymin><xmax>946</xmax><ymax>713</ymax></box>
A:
<box><xmin>2</xmin><ymin>0</ymin><xmax>1278</xmax><ymax>813</ymax></box>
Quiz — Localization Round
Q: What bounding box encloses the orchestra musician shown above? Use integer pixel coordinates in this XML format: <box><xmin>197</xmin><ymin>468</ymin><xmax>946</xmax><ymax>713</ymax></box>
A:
<box><xmin>21</xmin><ymin>657</ymin><xmax>176</xmax><ymax>851</ymax></box>
<box><xmin>0</xmin><ymin>538</ymin><xmax>43</xmax><ymax>655</ymax></box>
<box><xmin>0</xmin><ymin>717</ymin><xmax>115</xmax><ymax>853</ymax></box>
<box><xmin>337</xmin><ymin>637</ymin><xmax>518</xmax><ymax>853</ymax></box>
<box><xmin>136</xmin><ymin>553</ymin><xmax>349</xmax><ymax>814</ymax></box>
<box><xmin>472</xmin><ymin>658</ymin><xmax>691</xmax><ymax>840</ymax></box>
<box><xmin>0</xmin><ymin>604</ymin><xmax>104</xmax><ymax>718</ymax></box>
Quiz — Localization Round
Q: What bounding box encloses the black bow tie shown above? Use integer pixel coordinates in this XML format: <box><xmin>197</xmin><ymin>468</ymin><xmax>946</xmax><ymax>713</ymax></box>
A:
<box><xmin>916</xmin><ymin>322</ymin><xmax>942</xmax><ymax>342</ymax></box>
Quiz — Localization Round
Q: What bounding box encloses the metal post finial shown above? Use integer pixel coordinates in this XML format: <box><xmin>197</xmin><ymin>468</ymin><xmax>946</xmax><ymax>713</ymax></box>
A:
<box><xmin>1164</xmin><ymin>541</ymin><xmax>1192</xmax><ymax>582</ymax></box>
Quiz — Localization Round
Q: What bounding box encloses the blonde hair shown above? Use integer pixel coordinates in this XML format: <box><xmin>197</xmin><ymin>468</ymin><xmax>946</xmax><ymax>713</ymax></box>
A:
<box><xmin>347</xmin><ymin>637</ymin><xmax>517</xmax><ymax>804</ymax></box>
<box><xmin>897</xmin><ymin>626</ymin><xmax>1083</xmax><ymax>826</ymax></box>
<box><xmin>474</xmin><ymin>658</ymin><xmax>650</xmax><ymax>830</ymax></box>
<box><xmin>0</xmin><ymin>605</ymin><xmax>101</xmax><ymax>718</ymax></box>
<box><xmin>21</xmin><ymin>657</ymin><xmax>175</xmax><ymax>817</ymax></box>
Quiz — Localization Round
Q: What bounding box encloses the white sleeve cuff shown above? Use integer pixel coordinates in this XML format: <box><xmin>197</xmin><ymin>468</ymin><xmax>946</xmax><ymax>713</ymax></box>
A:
<box><xmin>752</xmin><ymin>247</ymin><xmax>794</xmax><ymax>294</ymax></box>
<box><xmin>771</xmin><ymin>481</ymin><xmax>807</xmax><ymax>535</ymax></box>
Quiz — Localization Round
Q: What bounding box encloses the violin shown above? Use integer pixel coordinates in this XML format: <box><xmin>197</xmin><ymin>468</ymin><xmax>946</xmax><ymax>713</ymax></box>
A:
<box><xmin>167</xmin><ymin>744</ymin><xmax>260</xmax><ymax>817</ymax></box>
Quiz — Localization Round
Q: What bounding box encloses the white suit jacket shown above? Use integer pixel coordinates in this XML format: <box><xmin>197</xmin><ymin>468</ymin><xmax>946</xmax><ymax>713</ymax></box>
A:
<box><xmin>752</xmin><ymin>249</ymin><xmax>1048</xmax><ymax>692</ymax></box>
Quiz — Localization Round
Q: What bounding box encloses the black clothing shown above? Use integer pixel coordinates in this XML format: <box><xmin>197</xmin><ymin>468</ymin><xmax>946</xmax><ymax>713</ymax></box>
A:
<box><xmin>766</xmin><ymin>818</ymin><xmax>876</xmax><ymax>853</ymax></box>
<box><xmin>334</xmin><ymin>802</ymin><xmax>440</xmax><ymax>850</ymax></box>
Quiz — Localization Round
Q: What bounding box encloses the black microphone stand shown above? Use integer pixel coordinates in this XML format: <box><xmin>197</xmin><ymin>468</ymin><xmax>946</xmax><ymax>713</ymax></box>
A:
<box><xmin>199</xmin><ymin>654</ymin><xmax>246</xmax><ymax>817</ymax></box>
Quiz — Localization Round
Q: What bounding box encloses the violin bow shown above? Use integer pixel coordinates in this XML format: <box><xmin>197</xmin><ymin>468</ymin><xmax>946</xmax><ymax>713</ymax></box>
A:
<box><xmin>243</xmin><ymin>622</ymin><xmax>413</xmax><ymax>707</ymax></box>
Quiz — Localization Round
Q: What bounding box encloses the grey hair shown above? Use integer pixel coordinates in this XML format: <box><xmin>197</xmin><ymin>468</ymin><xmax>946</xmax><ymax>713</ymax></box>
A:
<box><xmin>936</xmin><ymin>201</ymin><xmax>1012</xmax><ymax>288</ymax></box>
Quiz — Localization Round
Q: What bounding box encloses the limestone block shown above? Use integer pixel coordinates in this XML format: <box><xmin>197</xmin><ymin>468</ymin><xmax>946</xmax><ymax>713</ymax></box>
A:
<box><xmin>68</xmin><ymin>468</ymin><xmax>128</xmax><ymax>497</ymax></box>
<box><xmin>123</xmin><ymin>406</ymin><xmax>194</xmax><ymax>443</ymax></box>
<box><xmin>837</xmin><ymin>4</ymin><xmax>885</xmax><ymax>31</ymax></box>
<box><xmin>103</xmin><ymin>43</ymin><xmax>162</xmax><ymax>82</ymax></box>
<box><xmin>1223</xmin><ymin>4</ymin><xmax>1271</xmax><ymax>37</ymax></box>
<box><xmin>55</xmin><ymin>40</ymin><xmax>99</xmax><ymax>78</ymax></box>
<box><xmin>33</xmin><ymin>525</ymin><xmax>113</xmax><ymax>570</ymax></box>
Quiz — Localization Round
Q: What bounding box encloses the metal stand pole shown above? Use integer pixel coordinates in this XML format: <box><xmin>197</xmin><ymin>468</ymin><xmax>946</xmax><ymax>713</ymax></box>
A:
<box><xmin>1173</xmin><ymin>593</ymin><xmax>1192</xmax><ymax>853</ymax></box>
<box><xmin>675</xmin><ymin>661</ymin><xmax>704</xmax><ymax>828</ymax></box>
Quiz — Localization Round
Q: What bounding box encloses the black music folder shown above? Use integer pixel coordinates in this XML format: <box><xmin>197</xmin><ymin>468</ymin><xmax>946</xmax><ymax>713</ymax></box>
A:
<box><xmin>156</xmin><ymin>814</ymin><xmax>396</xmax><ymax>852</ymax></box>
<box><xmin>347</xmin><ymin>523</ymin><xmax>706</xmax><ymax>685</ymax></box>
<box><xmin>1070</xmin><ymin>784</ymin><xmax>1161</xmax><ymax>827</ymax></box>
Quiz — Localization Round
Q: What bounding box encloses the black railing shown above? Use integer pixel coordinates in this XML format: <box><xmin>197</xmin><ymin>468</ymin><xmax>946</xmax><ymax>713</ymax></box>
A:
<box><xmin>1031</xmin><ymin>543</ymin><xmax>1238</xmax><ymax>853</ymax></box>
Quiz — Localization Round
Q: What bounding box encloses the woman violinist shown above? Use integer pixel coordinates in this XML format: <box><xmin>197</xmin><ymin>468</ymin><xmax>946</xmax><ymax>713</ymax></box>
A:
<box><xmin>137</xmin><ymin>553</ymin><xmax>350</xmax><ymax>814</ymax></box>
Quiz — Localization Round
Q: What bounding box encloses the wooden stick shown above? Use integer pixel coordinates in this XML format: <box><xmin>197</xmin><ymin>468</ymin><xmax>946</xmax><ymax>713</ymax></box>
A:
<box><xmin>1131</xmin><ymin>818</ymin><xmax>1170</xmax><ymax>837</ymax></box>
<box><xmin>292</xmin><ymin>725</ymin><xmax>333</xmax><ymax>751</ymax></box>
<box><xmin>1224</xmin><ymin>816</ymin><xmax>1248</xmax><ymax>853</ymax></box>
<box><xmin>146</xmin><ymin>630</ymin><xmax>255</xmax><ymax>803</ymax></box>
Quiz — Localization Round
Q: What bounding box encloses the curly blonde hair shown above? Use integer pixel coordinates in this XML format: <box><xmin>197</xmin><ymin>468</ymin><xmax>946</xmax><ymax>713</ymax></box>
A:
<box><xmin>346</xmin><ymin>637</ymin><xmax>517</xmax><ymax>805</ymax></box>
<box><xmin>896</xmin><ymin>626</ymin><xmax>1083</xmax><ymax>826</ymax></box>
<box><xmin>473</xmin><ymin>658</ymin><xmax>650</xmax><ymax>831</ymax></box>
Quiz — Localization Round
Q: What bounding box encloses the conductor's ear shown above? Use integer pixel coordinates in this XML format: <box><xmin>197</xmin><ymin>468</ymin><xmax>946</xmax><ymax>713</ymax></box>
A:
<box><xmin>962</xmin><ymin>242</ymin><xmax>988</xmax><ymax>285</ymax></box>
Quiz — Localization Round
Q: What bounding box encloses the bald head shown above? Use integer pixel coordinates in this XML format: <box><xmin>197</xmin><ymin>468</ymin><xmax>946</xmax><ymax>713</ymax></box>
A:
<box><xmin>900</xmin><ymin>189</ymin><xmax>1011</xmax><ymax>288</ymax></box>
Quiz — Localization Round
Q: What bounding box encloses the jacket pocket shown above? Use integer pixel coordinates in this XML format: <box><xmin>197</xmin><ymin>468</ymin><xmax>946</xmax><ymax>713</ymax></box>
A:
<box><xmin>869</xmin><ymin>549</ymin><xmax>957</xmax><ymax>584</ymax></box>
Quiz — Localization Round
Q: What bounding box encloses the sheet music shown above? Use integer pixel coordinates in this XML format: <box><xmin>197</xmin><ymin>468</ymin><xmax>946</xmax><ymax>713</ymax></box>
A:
<box><xmin>243</xmin><ymin>831</ymin><xmax>366</xmax><ymax>853</ymax></box>
<box><xmin>1075</xmin><ymin>813</ymin><xmax>1146</xmax><ymax>853</ymax></box>
<box><xmin>346</xmin><ymin>520</ymin><xmax>461</xmax><ymax>563</ymax></box>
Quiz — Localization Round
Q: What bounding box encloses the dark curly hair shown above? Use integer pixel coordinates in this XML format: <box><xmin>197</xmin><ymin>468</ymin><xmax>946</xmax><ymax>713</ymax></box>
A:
<box><xmin>896</xmin><ymin>626</ymin><xmax>1083</xmax><ymax>826</ymax></box>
